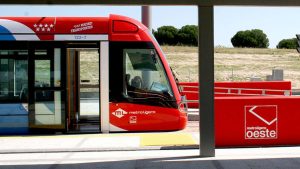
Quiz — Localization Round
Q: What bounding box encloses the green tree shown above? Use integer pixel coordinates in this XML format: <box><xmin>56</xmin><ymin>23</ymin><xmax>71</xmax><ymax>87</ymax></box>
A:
<box><xmin>177</xmin><ymin>25</ymin><xmax>198</xmax><ymax>46</ymax></box>
<box><xmin>277</xmin><ymin>38</ymin><xmax>298</xmax><ymax>49</ymax></box>
<box><xmin>231</xmin><ymin>29</ymin><xmax>269</xmax><ymax>48</ymax></box>
<box><xmin>154</xmin><ymin>26</ymin><xmax>178</xmax><ymax>45</ymax></box>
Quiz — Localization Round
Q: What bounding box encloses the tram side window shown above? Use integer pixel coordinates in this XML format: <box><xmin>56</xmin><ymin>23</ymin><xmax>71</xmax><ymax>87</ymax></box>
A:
<box><xmin>123</xmin><ymin>49</ymin><xmax>173</xmax><ymax>97</ymax></box>
<box><xmin>0</xmin><ymin>59</ymin><xmax>9</xmax><ymax>97</ymax></box>
<box><xmin>0</xmin><ymin>58</ymin><xmax>28</xmax><ymax>102</ymax></box>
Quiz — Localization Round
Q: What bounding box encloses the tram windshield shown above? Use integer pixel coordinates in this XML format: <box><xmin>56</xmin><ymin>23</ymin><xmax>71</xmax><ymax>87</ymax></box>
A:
<box><xmin>124</xmin><ymin>48</ymin><xmax>174</xmax><ymax>98</ymax></box>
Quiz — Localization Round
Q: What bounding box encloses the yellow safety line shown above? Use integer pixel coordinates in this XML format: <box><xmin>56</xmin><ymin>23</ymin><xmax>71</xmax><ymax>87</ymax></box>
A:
<box><xmin>140</xmin><ymin>133</ymin><xmax>197</xmax><ymax>146</ymax></box>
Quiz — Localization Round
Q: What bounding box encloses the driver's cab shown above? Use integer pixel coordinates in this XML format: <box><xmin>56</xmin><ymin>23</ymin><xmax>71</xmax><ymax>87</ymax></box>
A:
<box><xmin>109</xmin><ymin>41</ymin><xmax>177</xmax><ymax>108</ymax></box>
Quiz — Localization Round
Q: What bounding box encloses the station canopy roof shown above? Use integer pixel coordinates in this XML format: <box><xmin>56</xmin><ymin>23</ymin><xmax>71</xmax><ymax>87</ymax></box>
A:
<box><xmin>1</xmin><ymin>0</ymin><xmax>300</xmax><ymax>6</ymax></box>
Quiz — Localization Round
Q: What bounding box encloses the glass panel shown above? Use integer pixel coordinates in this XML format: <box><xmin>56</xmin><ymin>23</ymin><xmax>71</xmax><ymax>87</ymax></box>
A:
<box><xmin>124</xmin><ymin>49</ymin><xmax>173</xmax><ymax>97</ymax></box>
<box><xmin>79</xmin><ymin>50</ymin><xmax>99</xmax><ymax>84</ymax></box>
<box><xmin>0</xmin><ymin>59</ymin><xmax>9</xmax><ymax>97</ymax></box>
<box><xmin>34</xmin><ymin>50</ymin><xmax>47</xmax><ymax>56</ymax></box>
<box><xmin>79</xmin><ymin>49</ymin><xmax>99</xmax><ymax>116</ymax></box>
<box><xmin>0</xmin><ymin>50</ymin><xmax>28</xmax><ymax>56</ymax></box>
<box><xmin>35</xmin><ymin>60</ymin><xmax>50</xmax><ymax>87</ymax></box>
<box><xmin>0</xmin><ymin>58</ymin><xmax>28</xmax><ymax>101</ymax></box>
<box><xmin>35</xmin><ymin>91</ymin><xmax>62</xmax><ymax>125</ymax></box>
<box><xmin>54</xmin><ymin>48</ymin><xmax>61</xmax><ymax>87</ymax></box>
<box><xmin>18</xmin><ymin>51</ymin><xmax>28</xmax><ymax>55</ymax></box>
<box><xmin>14</xmin><ymin>60</ymin><xmax>28</xmax><ymax>97</ymax></box>
<box><xmin>0</xmin><ymin>51</ymin><xmax>8</xmax><ymax>55</ymax></box>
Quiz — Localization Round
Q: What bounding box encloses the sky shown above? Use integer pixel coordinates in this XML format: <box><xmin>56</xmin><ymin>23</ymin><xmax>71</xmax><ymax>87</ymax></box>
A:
<box><xmin>0</xmin><ymin>5</ymin><xmax>300</xmax><ymax>48</ymax></box>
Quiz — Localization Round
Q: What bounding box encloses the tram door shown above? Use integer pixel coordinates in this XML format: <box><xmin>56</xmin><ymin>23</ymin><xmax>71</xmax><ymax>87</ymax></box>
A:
<box><xmin>67</xmin><ymin>48</ymin><xmax>100</xmax><ymax>132</ymax></box>
<box><xmin>28</xmin><ymin>47</ymin><xmax>66</xmax><ymax>131</ymax></box>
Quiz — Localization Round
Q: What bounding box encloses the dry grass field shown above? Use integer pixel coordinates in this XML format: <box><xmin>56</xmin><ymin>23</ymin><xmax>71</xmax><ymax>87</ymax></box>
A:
<box><xmin>80</xmin><ymin>46</ymin><xmax>300</xmax><ymax>89</ymax></box>
<box><xmin>162</xmin><ymin>46</ymin><xmax>300</xmax><ymax>88</ymax></box>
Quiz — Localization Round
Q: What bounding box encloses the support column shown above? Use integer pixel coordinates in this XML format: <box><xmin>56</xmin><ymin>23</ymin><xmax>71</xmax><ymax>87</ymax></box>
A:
<box><xmin>141</xmin><ymin>6</ymin><xmax>153</xmax><ymax>90</ymax></box>
<box><xmin>142</xmin><ymin>6</ymin><xmax>152</xmax><ymax>31</ymax></box>
<box><xmin>198</xmin><ymin>5</ymin><xmax>215</xmax><ymax>157</ymax></box>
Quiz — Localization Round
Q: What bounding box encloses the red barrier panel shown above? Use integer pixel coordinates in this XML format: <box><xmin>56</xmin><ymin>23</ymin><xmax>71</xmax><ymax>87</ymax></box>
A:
<box><xmin>180</xmin><ymin>81</ymin><xmax>292</xmax><ymax>108</ymax></box>
<box><xmin>215</xmin><ymin>96</ymin><xmax>300</xmax><ymax>147</ymax></box>
<box><xmin>215</xmin><ymin>81</ymin><xmax>291</xmax><ymax>90</ymax></box>
<box><xmin>179</xmin><ymin>82</ymin><xmax>199</xmax><ymax>108</ymax></box>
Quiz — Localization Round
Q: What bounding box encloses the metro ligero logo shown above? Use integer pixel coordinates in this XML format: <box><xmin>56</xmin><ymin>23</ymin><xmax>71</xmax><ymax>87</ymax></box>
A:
<box><xmin>112</xmin><ymin>108</ymin><xmax>128</xmax><ymax>118</ymax></box>
<box><xmin>245</xmin><ymin>105</ymin><xmax>278</xmax><ymax>139</ymax></box>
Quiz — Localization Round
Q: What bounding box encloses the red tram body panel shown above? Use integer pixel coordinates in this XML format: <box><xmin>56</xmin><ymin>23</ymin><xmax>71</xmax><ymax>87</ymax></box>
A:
<box><xmin>0</xmin><ymin>15</ymin><xmax>187</xmax><ymax>134</ymax></box>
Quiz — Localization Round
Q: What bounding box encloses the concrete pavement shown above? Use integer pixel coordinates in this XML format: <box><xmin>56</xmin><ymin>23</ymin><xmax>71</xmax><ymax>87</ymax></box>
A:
<box><xmin>1</xmin><ymin>121</ymin><xmax>300</xmax><ymax>169</ymax></box>
<box><xmin>1</xmin><ymin>126</ymin><xmax>300</xmax><ymax>169</ymax></box>
<box><xmin>0</xmin><ymin>132</ymin><xmax>199</xmax><ymax>153</ymax></box>
<box><xmin>1</xmin><ymin>148</ymin><xmax>300</xmax><ymax>169</ymax></box>
<box><xmin>0</xmin><ymin>121</ymin><xmax>200</xmax><ymax>153</ymax></box>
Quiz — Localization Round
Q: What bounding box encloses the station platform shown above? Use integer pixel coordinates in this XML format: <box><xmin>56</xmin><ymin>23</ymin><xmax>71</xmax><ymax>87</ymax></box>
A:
<box><xmin>2</xmin><ymin>123</ymin><xmax>300</xmax><ymax>169</ymax></box>
<box><xmin>2</xmin><ymin>131</ymin><xmax>300</xmax><ymax>169</ymax></box>
<box><xmin>0</xmin><ymin>131</ymin><xmax>199</xmax><ymax>154</ymax></box>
